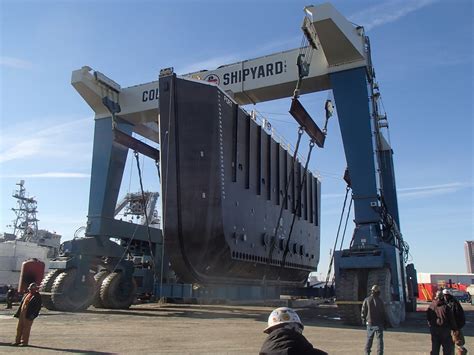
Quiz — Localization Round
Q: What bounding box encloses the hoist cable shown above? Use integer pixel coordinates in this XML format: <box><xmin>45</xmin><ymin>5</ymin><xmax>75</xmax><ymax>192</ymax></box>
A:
<box><xmin>127</xmin><ymin>151</ymin><xmax>134</xmax><ymax>195</ymax></box>
<box><xmin>262</xmin><ymin>127</ymin><xmax>304</xmax><ymax>284</ymax></box>
<box><xmin>110</xmin><ymin>221</ymin><xmax>141</xmax><ymax>275</ymax></box>
<box><xmin>134</xmin><ymin>151</ymin><xmax>158</xmax><ymax>286</ymax></box>
<box><xmin>338</xmin><ymin>197</ymin><xmax>353</xmax><ymax>251</ymax></box>
<box><xmin>280</xmin><ymin>140</ymin><xmax>315</xmax><ymax>270</ymax></box>
<box><xmin>155</xmin><ymin>160</ymin><xmax>161</xmax><ymax>182</ymax></box>
<box><xmin>329</xmin><ymin>196</ymin><xmax>354</xmax><ymax>286</ymax></box>
<box><xmin>324</xmin><ymin>186</ymin><xmax>350</xmax><ymax>289</ymax></box>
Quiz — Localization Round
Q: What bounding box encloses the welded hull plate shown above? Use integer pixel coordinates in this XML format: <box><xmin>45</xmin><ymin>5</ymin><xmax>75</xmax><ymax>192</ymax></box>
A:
<box><xmin>159</xmin><ymin>75</ymin><xmax>321</xmax><ymax>286</ymax></box>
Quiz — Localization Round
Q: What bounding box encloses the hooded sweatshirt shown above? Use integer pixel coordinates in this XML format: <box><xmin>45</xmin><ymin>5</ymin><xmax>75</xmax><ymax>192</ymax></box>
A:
<box><xmin>259</xmin><ymin>326</ymin><xmax>328</xmax><ymax>355</ymax></box>
<box><xmin>426</xmin><ymin>299</ymin><xmax>457</xmax><ymax>330</ymax></box>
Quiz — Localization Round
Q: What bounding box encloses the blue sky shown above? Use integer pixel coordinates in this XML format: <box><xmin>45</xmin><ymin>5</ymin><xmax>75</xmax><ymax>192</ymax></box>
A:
<box><xmin>0</xmin><ymin>0</ymin><xmax>472</xmax><ymax>277</ymax></box>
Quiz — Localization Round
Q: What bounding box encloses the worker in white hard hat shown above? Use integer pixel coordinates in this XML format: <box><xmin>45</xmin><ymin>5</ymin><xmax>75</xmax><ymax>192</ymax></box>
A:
<box><xmin>259</xmin><ymin>307</ymin><xmax>327</xmax><ymax>355</ymax></box>
<box><xmin>361</xmin><ymin>284</ymin><xmax>388</xmax><ymax>355</ymax></box>
<box><xmin>12</xmin><ymin>282</ymin><xmax>42</xmax><ymax>347</ymax></box>
<box><xmin>442</xmin><ymin>289</ymin><xmax>467</xmax><ymax>355</ymax></box>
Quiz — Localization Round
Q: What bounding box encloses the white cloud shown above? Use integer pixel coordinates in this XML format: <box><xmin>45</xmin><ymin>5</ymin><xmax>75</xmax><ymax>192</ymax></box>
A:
<box><xmin>0</xmin><ymin>138</ymin><xmax>44</xmax><ymax>163</ymax></box>
<box><xmin>321</xmin><ymin>182</ymin><xmax>470</xmax><ymax>200</ymax></box>
<box><xmin>255</xmin><ymin>36</ymin><xmax>301</xmax><ymax>55</ymax></box>
<box><xmin>322</xmin><ymin>192</ymin><xmax>347</xmax><ymax>200</ymax></box>
<box><xmin>398</xmin><ymin>182</ymin><xmax>470</xmax><ymax>199</ymax></box>
<box><xmin>0</xmin><ymin>172</ymin><xmax>90</xmax><ymax>178</ymax></box>
<box><xmin>398</xmin><ymin>182</ymin><xmax>467</xmax><ymax>192</ymax></box>
<box><xmin>0</xmin><ymin>117</ymin><xmax>92</xmax><ymax>163</ymax></box>
<box><xmin>350</xmin><ymin>0</ymin><xmax>438</xmax><ymax>31</ymax></box>
<box><xmin>176</xmin><ymin>36</ymin><xmax>301</xmax><ymax>76</ymax></box>
<box><xmin>177</xmin><ymin>55</ymin><xmax>241</xmax><ymax>75</ymax></box>
<box><xmin>0</xmin><ymin>56</ymin><xmax>33</xmax><ymax>70</ymax></box>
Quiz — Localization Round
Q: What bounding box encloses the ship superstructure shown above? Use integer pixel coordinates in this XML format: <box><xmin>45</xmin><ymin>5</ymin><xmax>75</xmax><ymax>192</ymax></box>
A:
<box><xmin>0</xmin><ymin>181</ymin><xmax>62</xmax><ymax>287</ymax></box>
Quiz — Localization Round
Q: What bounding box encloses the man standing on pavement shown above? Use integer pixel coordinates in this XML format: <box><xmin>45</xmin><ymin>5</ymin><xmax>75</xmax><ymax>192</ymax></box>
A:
<box><xmin>443</xmin><ymin>289</ymin><xmax>467</xmax><ymax>355</ymax></box>
<box><xmin>12</xmin><ymin>282</ymin><xmax>42</xmax><ymax>347</ymax></box>
<box><xmin>427</xmin><ymin>290</ymin><xmax>457</xmax><ymax>355</ymax></box>
<box><xmin>361</xmin><ymin>284</ymin><xmax>388</xmax><ymax>355</ymax></box>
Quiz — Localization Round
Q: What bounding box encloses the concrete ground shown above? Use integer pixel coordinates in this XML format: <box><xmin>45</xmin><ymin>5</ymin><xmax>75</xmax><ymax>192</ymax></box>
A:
<box><xmin>0</xmin><ymin>301</ymin><xmax>472</xmax><ymax>354</ymax></box>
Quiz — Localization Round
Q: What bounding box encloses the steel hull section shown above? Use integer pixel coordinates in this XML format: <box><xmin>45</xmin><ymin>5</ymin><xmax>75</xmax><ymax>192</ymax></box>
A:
<box><xmin>159</xmin><ymin>75</ymin><xmax>321</xmax><ymax>286</ymax></box>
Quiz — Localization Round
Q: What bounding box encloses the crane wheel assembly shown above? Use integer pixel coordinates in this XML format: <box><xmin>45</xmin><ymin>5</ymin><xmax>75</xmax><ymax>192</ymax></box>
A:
<box><xmin>99</xmin><ymin>272</ymin><xmax>137</xmax><ymax>309</ymax></box>
<box><xmin>42</xmin><ymin>268</ymin><xmax>136</xmax><ymax>311</ymax></box>
<box><xmin>336</xmin><ymin>269</ymin><xmax>367</xmax><ymax>325</ymax></box>
<box><xmin>92</xmin><ymin>270</ymin><xmax>110</xmax><ymax>308</ymax></box>
<box><xmin>337</xmin><ymin>268</ymin><xmax>406</xmax><ymax>327</ymax></box>
<box><xmin>367</xmin><ymin>268</ymin><xmax>405</xmax><ymax>327</ymax></box>
<box><xmin>49</xmin><ymin>268</ymin><xmax>95</xmax><ymax>312</ymax></box>
<box><xmin>39</xmin><ymin>269</ymin><xmax>63</xmax><ymax>310</ymax></box>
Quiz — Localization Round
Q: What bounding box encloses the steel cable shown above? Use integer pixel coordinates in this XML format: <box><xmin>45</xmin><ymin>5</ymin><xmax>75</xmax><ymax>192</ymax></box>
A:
<box><xmin>324</xmin><ymin>186</ymin><xmax>350</xmax><ymax>289</ymax></box>
<box><xmin>280</xmin><ymin>140</ymin><xmax>315</xmax><ymax>270</ymax></box>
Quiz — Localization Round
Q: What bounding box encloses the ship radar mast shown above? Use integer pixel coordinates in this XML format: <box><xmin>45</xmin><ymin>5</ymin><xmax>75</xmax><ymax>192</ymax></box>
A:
<box><xmin>11</xmin><ymin>180</ymin><xmax>39</xmax><ymax>241</ymax></box>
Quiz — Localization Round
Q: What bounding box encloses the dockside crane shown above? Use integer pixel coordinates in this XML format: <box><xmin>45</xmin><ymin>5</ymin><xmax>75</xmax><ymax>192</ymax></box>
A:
<box><xmin>41</xmin><ymin>3</ymin><xmax>416</xmax><ymax>326</ymax></box>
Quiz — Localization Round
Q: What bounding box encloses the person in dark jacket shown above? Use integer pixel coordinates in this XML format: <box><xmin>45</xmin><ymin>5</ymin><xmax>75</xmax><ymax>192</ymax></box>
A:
<box><xmin>443</xmin><ymin>289</ymin><xmax>467</xmax><ymax>355</ymax></box>
<box><xmin>5</xmin><ymin>285</ymin><xmax>15</xmax><ymax>309</ymax></box>
<box><xmin>361</xmin><ymin>284</ymin><xmax>388</xmax><ymax>355</ymax></box>
<box><xmin>427</xmin><ymin>290</ymin><xmax>457</xmax><ymax>355</ymax></box>
<box><xmin>12</xmin><ymin>282</ymin><xmax>42</xmax><ymax>347</ymax></box>
<box><xmin>260</xmin><ymin>307</ymin><xmax>327</xmax><ymax>355</ymax></box>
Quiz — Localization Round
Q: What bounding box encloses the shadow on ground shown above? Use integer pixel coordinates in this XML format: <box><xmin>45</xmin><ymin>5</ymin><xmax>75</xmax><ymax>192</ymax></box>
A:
<box><xmin>21</xmin><ymin>302</ymin><xmax>474</xmax><ymax>337</ymax></box>
<box><xmin>0</xmin><ymin>342</ymin><xmax>116</xmax><ymax>354</ymax></box>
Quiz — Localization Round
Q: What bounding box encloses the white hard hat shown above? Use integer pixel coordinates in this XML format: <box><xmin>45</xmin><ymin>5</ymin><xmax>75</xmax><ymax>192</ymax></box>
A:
<box><xmin>371</xmin><ymin>285</ymin><xmax>380</xmax><ymax>293</ymax></box>
<box><xmin>442</xmin><ymin>289</ymin><xmax>451</xmax><ymax>295</ymax></box>
<box><xmin>263</xmin><ymin>307</ymin><xmax>303</xmax><ymax>334</ymax></box>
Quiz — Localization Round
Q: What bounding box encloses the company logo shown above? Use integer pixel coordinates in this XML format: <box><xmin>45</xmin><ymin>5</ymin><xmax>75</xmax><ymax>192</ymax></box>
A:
<box><xmin>203</xmin><ymin>74</ymin><xmax>220</xmax><ymax>85</ymax></box>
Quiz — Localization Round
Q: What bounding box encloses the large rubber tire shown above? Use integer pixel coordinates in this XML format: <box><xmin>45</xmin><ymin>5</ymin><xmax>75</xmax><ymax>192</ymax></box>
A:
<box><xmin>405</xmin><ymin>278</ymin><xmax>417</xmax><ymax>313</ymax></box>
<box><xmin>337</xmin><ymin>270</ymin><xmax>364</xmax><ymax>325</ymax></box>
<box><xmin>51</xmin><ymin>268</ymin><xmax>95</xmax><ymax>312</ymax></box>
<box><xmin>39</xmin><ymin>269</ymin><xmax>63</xmax><ymax>310</ymax></box>
<box><xmin>405</xmin><ymin>297</ymin><xmax>417</xmax><ymax>313</ymax></box>
<box><xmin>92</xmin><ymin>270</ymin><xmax>110</xmax><ymax>308</ymax></box>
<box><xmin>100</xmin><ymin>272</ymin><xmax>136</xmax><ymax>309</ymax></box>
<box><xmin>367</xmin><ymin>268</ymin><xmax>405</xmax><ymax>327</ymax></box>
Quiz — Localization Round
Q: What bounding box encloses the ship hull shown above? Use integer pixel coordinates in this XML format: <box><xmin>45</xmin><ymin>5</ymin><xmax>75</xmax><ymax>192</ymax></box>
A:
<box><xmin>159</xmin><ymin>75</ymin><xmax>320</xmax><ymax>286</ymax></box>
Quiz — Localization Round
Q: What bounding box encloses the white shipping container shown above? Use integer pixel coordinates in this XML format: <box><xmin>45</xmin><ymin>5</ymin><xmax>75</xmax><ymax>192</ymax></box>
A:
<box><xmin>0</xmin><ymin>241</ymin><xmax>49</xmax><ymax>286</ymax></box>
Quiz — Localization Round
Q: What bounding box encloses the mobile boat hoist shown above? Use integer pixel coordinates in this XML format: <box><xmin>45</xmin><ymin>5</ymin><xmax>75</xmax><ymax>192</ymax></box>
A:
<box><xmin>42</xmin><ymin>3</ymin><xmax>417</xmax><ymax>326</ymax></box>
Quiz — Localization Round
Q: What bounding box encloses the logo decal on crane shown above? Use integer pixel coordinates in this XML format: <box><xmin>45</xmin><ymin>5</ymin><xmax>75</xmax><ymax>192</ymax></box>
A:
<box><xmin>204</xmin><ymin>74</ymin><xmax>220</xmax><ymax>85</ymax></box>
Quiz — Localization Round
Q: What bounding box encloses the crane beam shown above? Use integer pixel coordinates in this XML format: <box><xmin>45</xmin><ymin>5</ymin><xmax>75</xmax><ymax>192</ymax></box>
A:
<box><xmin>71</xmin><ymin>3</ymin><xmax>367</xmax><ymax>142</ymax></box>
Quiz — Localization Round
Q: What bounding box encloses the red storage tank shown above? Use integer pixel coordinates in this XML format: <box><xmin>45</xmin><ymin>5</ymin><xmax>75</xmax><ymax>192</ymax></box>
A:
<box><xmin>18</xmin><ymin>258</ymin><xmax>45</xmax><ymax>293</ymax></box>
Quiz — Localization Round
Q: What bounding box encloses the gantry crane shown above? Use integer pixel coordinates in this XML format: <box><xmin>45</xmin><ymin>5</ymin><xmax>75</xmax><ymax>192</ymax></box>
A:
<box><xmin>41</xmin><ymin>3</ymin><xmax>416</xmax><ymax>326</ymax></box>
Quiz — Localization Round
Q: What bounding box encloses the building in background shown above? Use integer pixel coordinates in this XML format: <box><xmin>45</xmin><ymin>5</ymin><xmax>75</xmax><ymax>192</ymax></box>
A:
<box><xmin>465</xmin><ymin>241</ymin><xmax>474</xmax><ymax>273</ymax></box>
<box><xmin>417</xmin><ymin>272</ymin><xmax>474</xmax><ymax>301</ymax></box>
